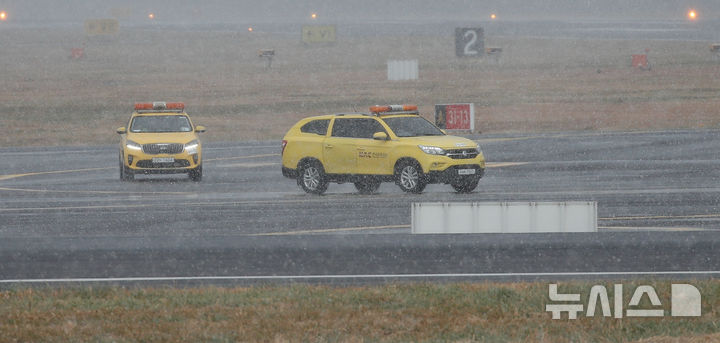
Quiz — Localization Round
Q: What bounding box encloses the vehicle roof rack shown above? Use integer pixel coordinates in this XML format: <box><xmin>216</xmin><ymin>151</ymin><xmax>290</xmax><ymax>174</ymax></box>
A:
<box><xmin>333</xmin><ymin>112</ymin><xmax>370</xmax><ymax>116</ymax></box>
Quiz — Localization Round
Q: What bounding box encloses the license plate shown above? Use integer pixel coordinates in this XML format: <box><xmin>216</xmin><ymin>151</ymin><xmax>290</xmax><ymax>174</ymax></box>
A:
<box><xmin>457</xmin><ymin>169</ymin><xmax>476</xmax><ymax>175</ymax></box>
<box><xmin>152</xmin><ymin>157</ymin><xmax>175</xmax><ymax>163</ymax></box>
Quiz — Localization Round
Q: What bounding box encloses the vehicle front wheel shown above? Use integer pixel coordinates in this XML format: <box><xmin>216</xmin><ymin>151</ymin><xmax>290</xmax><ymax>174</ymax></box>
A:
<box><xmin>354</xmin><ymin>177</ymin><xmax>381</xmax><ymax>194</ymax></box>
<box><xmin>297</xmin><ymin>160</ymin><xmax>328</xmax><ymax>195</ymax></box>
<box><xmin>451</xmin><ymin>178</ymin><xmax>479</xmax><ymax>193</ymax></box>
<box><xmin>189</xmin><ymin>165</ymin><xmax>202</xmax><ymax>182</ymax></box>
<box><xmin>395</xmin><ymin>161</ymin><xmax>426</xmax><ymax>193</ymax></box>
<box><xmin>119</xmin><ymin>154</ymin><xmax>134</xmax><ymax>181</ymax></box>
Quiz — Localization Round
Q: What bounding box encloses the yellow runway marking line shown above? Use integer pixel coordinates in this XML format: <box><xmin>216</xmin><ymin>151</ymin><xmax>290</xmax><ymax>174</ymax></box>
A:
<box><xmin>475</xmin><ymin>131</ymin><xmax>658</xmax><ymax>144</ymax></box>
<box><xmin>0</xmin><ymin>153</ymin><xmax>279</xmax><ymax>183</ymax></box>
<box><xmin>0</xmin><ymin>167</ymin><xmax>112</xmax><ymax>181</ymax></box>
<box><xmin>0</xmin><ymin>186</ymin><xmax>192</xmax><ymax>195</ymax></box>
<box><xmin>0</xmin><ymin>198</ymin><xmax>332</xmax><ymax>212</ymax></box>
<box><xmin>486</xmin><ymin>162</ymin><xmax>529</xmax><ymax>168</ymax></box>
<box><xmin>476</xmin><ymin>132</ymin><xmax>593</xmax><ymax>144</ymax></box>
<box><xmin>249</xmin><ymin>224</ymin><xmax>410</xmax><ymax>236</ymax></box>
<box><xmin>0</xmin><ymin>202</ymin><xmax>196</xmax><ymax>212</ymax></box>
<box><xmin>217</xmin><ymin>162</ymin><xmax>279</xmax><ymax>168</ymax></box>
<box><xmin>205</xmin><ymin>153</ymin><xmax>279</xmax><ymax>162</ymax></box>
<box><xmin>476</xmin><ymin>136</ymin><xmax>541</xmax><ymax>143</ymax></box>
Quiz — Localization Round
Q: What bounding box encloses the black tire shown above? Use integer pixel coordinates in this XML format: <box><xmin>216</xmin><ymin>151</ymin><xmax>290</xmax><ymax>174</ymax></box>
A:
<box><xmin>451</xmin><ymin>178</ymin><xmax>479</xmax><ymax>193</ymax></box>
<box><xmin>395</xmin><ymin>160</ymin><xmax>426</xmax><ymax>193</ymax></box>
<box><xmin>354</xmin><ymin>177</ymin><xmax>381</xmax><ymax>194</ymax></box>
<box><xmin>297</xmin><ymin>160</ymin><xmax>328</xmax><ymax>195</ymax></box>
<box><xmin>119</xmin><ymin>153</ymin><xmax>134</xmax><ymax>181</ymax></box>
<box><xmin>189</xmin><ymin>165</ymin><xmax>203</xmax><ymax>182</ymax></box>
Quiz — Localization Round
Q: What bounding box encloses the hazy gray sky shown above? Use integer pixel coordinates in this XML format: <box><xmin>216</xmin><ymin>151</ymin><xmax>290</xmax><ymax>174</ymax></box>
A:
<box><xmin>1</xmin><ymin>1</ymin><xmax>718</xmax><ymax>23</ymax></box>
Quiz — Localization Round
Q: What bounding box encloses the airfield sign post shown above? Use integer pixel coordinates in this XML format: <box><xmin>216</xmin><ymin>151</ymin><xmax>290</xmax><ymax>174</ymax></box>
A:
<box><xmin>302</xmin><ymin>25</ymin><xmax>336</xmax><ymax>45</ymax></box>
<box><xmin>711</xmin><ymin>44</ymin><xmax>720</xmax><ymax>61</ymax></box>
<box><xmin>258</xmin><ymin>49</ymin><xmax>275</xmax><ymax>69</ymax></box>
<box><xmin>84</xmin><ymin>19</ymin><xmax>119</xmax><ymax>36</ymax></box>
<box><xmin>485</xmin><ymin>47</ymin><xmax>502</xmax><ymax>64</ymax></box>
<box><xmin>79</xmin><ymin>18</ymin><xmax>119</xmax><ymax>61</ymax></box>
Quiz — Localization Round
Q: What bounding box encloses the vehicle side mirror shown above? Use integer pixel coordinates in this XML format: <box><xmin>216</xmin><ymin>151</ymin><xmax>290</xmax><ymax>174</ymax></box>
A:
<box><xmin>373</xmin><ymin>132</ymin><xmax>388</xmax><ymax>141</ymax></box>
<box><xmin>195</xmin><ymin>125</ymin><xmax>207</xmax><ymax>133</ymax></box>
<box><xmin>116</xmin><ymin>127</ymin><xmax>126</xmax><ymax>134</ymax></box>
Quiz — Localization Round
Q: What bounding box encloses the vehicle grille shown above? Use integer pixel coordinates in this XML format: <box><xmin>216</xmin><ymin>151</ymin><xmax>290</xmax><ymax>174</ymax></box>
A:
<box><xmin>142</xmin><ymin>143</ymin><xmax>184</xmax><ymax>154</ymax></box>
<box><xmin>136</xmin><ymin>159</ymin><xmax>191</xmax><ymax>168</ymax></box>
<box><xmin>445</xmin><ymin>148</ymin><xmax>479</xmax><ymax>159</ymax></box>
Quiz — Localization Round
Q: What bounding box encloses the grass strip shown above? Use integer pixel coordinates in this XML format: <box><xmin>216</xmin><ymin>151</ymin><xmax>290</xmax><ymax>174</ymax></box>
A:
<box><xmin>1</xmin><ymin>280</ymin><xmax>718</xmax><ymax>342</ymax></box>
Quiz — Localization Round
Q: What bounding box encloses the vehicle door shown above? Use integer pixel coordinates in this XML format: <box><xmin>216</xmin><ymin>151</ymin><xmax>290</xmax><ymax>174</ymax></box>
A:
<box><xmin>323</xmin><ymin>117</ymin><xmax>362</xmax><ymax>174</ymax></box>
<box><xmin>355</xmin><ymin>118</ymin><xmax>393</xmax><ymax>175</ymax></box>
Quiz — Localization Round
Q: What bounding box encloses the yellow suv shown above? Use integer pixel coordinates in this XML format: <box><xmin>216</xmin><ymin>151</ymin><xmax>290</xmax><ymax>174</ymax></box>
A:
<box><xmin>281</xmin><ymin>105</ymin><xmax>485</xmax><ymax>194</ymax></box>
<box><xmin>116</xmin><ymin>102</ymin><xmax>206</xmax><ymax>181</ymax></box>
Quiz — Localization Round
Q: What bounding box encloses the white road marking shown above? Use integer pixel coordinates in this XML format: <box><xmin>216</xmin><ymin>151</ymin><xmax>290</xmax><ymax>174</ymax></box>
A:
<box><xmin>3</xmin><ymin>270</ymin><xmax>720</xmax><ymax>284</ymax></box>
<box><xmin>604</xmin><ymin>214</ymin><xmax>720</xmax><ymax>221</ymax></box>
<box><xmin>481</xmin><ymin>187</ymin><xmax>720</xmax><ymax>196</ymax></box>
<box><xmin>599</xmin><ymin>226</ymin><xmax>706</xmax><ymax>232</ymax></box>
<box><xmin>250</xmin><ymin>224</ymin><xmax>409</xmax><ymax>236</ymax></box>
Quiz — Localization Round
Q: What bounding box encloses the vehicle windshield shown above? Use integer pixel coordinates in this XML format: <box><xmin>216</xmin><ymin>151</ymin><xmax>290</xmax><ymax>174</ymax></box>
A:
<box><xmin>130</xmin><ymin>115</ymin><xmax>192</xmax><ymax>133</ymax></box>
<box><xmin>382</xmin><ymin>116</ymin><xmax>445</xmax><ymax>137</ymax></box>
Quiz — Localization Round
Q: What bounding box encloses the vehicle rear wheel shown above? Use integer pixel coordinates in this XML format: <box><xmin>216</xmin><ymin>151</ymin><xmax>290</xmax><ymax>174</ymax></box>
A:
<box><xmin>119</xmin><ymin>154</ymin><xmax>134</xmax><ymax>181</ymax></box>
<box><xmin>451</xmin><ymin>178</ymin><xmax>479</xmax><ymax>193</ymax></box>
<box><xmin>297</xmin><ymin>160</ymin><xmax>328</xmax><ymax>195</ymax></box>
<box><xmin>354</xmin><ymin>177</ymin><xmax>381</xmax><ymax>194</ymax></box>
<box><xmin>395</xmin><ymin>161</ymin><xmax>426</xmax><ymax>193</ymax></box>
<box><xmin>189</xmin><ymin>165</ymin><xmax>203</xmax><ymax>182</ymax></box>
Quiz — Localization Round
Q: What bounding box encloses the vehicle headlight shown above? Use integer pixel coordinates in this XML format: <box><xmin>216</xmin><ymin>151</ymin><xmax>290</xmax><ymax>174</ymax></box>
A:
<box><xmin>185</xmin><ymin>140</ymin><xmax>199</xmax><ymax>154</ymax></box>
<box><xmin>418</xmin><ymin>145</ymin><xmax>446</xmax><ymax>155</ymax></box>
<box><xmin>126</xmin><ymin>140</ymin><xmax>142</xmax><ymax>151</ymax></box>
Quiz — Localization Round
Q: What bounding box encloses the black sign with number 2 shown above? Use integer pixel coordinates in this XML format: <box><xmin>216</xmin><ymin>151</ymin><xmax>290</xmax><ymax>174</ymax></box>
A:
<box><xmin>455</xmin><ymin>27</ymin><xmax>484</xmax><ymax>58</ymax></box>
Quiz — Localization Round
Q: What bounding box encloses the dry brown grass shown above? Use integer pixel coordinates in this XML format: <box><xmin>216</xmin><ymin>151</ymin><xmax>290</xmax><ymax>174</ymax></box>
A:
<box><xmin>2</xmin><ymin>281</ymin><xmax>719</xmax><ymax>342</ymax></box>
<box><xmin>1</xmin><ymin>27</ymin><xmax>719</xmax><ymax>147</ymax></box>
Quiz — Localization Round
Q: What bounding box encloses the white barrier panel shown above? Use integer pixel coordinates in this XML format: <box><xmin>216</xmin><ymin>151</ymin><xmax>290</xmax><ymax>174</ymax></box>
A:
<box><xmin>387</xmin><ymin>60</ymin><xmax>418</xmax><ymax>81</ymax></box>
<box><xmin>412</xmin><ymin>202</ymin><xmax>597</xmax><ymax>234</ymax></box>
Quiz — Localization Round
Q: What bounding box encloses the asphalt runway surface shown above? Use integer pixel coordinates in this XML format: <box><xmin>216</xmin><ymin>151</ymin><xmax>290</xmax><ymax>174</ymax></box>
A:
<box><xmin>2</xmin><ymin>129</ymin><xmax>720</xmax><ymax>285</ymax></box>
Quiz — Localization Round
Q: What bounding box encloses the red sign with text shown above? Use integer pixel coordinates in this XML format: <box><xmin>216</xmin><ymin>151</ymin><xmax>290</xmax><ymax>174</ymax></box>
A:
<box><xmin>445</xmin><ymin>104</ymin><xmax>472</xmax><ymax>130</ymax></box>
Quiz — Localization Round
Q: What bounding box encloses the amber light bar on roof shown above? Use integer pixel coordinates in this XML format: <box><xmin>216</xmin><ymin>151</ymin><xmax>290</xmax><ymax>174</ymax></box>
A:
<box><xmin>134</xmin><ymin>102</ymin><xmax>185</xmax><ymax>112</ymax></box>
<box><xmin>369</xmin><ymin>104</ymin><xmax>418</xmax><ymax>115</ymax></box>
